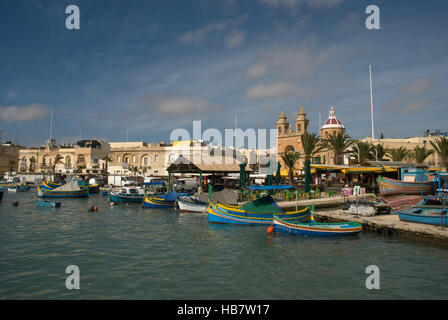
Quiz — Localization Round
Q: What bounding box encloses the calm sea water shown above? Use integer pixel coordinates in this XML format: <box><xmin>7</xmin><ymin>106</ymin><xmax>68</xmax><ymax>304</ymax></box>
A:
<box><xmin>0</xmin><ymin>190</ymin><xmax>447</xmax><ymax>300</ymax></box>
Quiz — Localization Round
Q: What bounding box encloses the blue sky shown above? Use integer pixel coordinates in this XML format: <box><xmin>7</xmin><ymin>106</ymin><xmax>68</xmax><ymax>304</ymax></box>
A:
<box><xmin>0</xmin><ymin>0</ymin><xmax>447</xmax><ymax>146</ymax></box>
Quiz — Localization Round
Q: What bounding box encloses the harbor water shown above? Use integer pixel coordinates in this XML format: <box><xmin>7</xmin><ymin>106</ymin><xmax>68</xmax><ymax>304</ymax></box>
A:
<box><xmin>0</xmin><ymin>191</ymin><xmax>447</xmax><ymax>299</ymax></box>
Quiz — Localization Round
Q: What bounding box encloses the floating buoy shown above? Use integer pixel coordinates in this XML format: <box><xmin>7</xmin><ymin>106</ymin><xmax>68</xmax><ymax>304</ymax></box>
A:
<box><xmin>93</xmin><ymin>206</ymin><xmax>98</xmax><ymax>212</ymax></box>
<box><xmin>267</xmin><ymin>226</ymin><xmax>274</xmax><ymax>234</ymax></box>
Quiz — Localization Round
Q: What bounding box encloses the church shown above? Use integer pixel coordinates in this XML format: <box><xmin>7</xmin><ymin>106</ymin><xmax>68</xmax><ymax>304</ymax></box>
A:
<box><xmin>276</xmin><ymin>105</ymin><xmax>345</xmax><ymax>169</ymax></box>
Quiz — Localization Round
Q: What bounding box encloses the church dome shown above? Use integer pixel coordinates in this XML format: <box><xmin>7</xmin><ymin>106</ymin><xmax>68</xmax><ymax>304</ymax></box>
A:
<box><xmin>321</xmin><ymin>106</ymin><xmax>344</xmax><ymax>129</ymax></box>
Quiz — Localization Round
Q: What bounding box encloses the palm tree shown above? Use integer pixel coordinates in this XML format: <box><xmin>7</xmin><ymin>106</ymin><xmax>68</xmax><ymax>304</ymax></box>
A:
<box><xmin>52</xmin><ymin>154</ymin><xmax>64</xmax><ymax>174</ymax></box>
<box><xmin>102</xmin><ymin>155</ymin><xmax>113</xmax><ymax>179</ymax></box>
<box><xmin>301</xmin><ymin>132</ymin><xmax>325</xmax><ymax>192</ymax></box>
<box><xmin>409</xmin><ymin>145</ymin><xmax>435</xmax><ymax>164</ymax></box>
<box><xmin>430</xmin><ymin>136</ymin><xmax>448</xmax><ymax>168</ymax></box>
<box><xmin>29</xmin><ymin>156</ymin><xmax>36</xmax><ymax>172</ymax></box>
<box><xmin>129</xmin><ymin>165</ymin><xmax>141</xmax><ymax>177</ymax></box>
<box><xmin>372</xmin><ymin>143</ymin><xmax>390</xmax><ymax>161</ymax></box>
<box><xmin>8</xmin><ymin>160</ymin><xmax>16</xmax><ymax>173</ymax></box>
<box><xmin>351</xmin><ymin>141</ymin><xmax>374</xmax><ymax>166</ymax></box>
<box><xmin>387</xmin><ymin>147</ymin><xmax>409</xmax><ymax>162</ymax></box>
<box><xmin>321</xmin><ymin>132</ymin><xmax>354</xmax><ymax>165</ymax></box>
<box><xmin>281</xmin><ymin>151</ymin><xmax>301</xmax><ymax>185</ymax></box>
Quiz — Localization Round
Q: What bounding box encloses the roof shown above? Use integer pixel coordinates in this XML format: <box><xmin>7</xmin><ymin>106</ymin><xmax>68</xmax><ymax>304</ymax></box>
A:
<box><xmin>167</xmin><ymin>155</ymin><xmax>252</xmax><ymax>173</ymax></box>
<box><xmin>321</xmin><ymin>106</ymin><xmax>344</xmax><ymax>129</ymax></box>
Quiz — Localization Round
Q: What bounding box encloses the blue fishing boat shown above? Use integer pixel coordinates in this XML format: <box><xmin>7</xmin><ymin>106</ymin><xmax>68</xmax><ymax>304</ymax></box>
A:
<box><xmin>208</xmin><ymin>195</ymin><xmax>310</xmax><ymax>225</ymax></box>
<box><xmin>397</xmin><ymin>204</ymin><xmax>448</xmax><ymax>226</ymax></box>
<box><xmin>110</xmin><ymin>187</ymin><xmax>145</xmax><ymax>203</ymax></box>
<box><xmin>36</xmin><ymin>200</ymin><xmax>61</xmax><ymax>208</ymax></box>
<box><xmin>37</xmin><ymin>181</ymin><xmax>89</xmax><ymax>198</ymax></box>
<box><xmin>177</xmin><ymin>196</ymin><xmax>208</xmax><ymax>213</ymax></box>
<box><xmin>273</xmin><ymin>213</ymin><xmax>362</xmax><ymax>236</ymax></box>
<box><xmin>144</xmin><ymin>191</ymin><xmax>178</xmax><ymax>208</ymax></box>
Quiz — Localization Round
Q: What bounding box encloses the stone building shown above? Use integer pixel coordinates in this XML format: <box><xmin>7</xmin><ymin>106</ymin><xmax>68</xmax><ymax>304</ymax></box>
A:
<box><xmin>0</xmin><ymin>142</ymin><xmax>26</xmax><ymax>174</ymax></box>
<box><xmin>18</xmin><ymin>139</ymin><xmax>110</xmax><ymax>174</ymax></box>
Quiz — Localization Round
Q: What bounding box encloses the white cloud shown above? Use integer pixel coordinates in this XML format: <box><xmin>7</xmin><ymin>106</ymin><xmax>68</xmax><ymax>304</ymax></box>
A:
<box><xmin>180</xmin><ymin>15</ymin><xmax>248</xmax><ymax>45</ymax></box>
<box><xmin>180</xmin><ymin>21</ymin><xmax>229</xmax><ymax>44</ymax></box>
<box><xmin>154</xmin><ymin>99</ymin><xmax>211</xmax><ymax>114</ymax></box>
<box><xmin>247</xmin><ymin>63</ymin><xmax>267</xmax><ymax>78</ymax></box>
<box><xmin>226</xmin><ymin>30</ymin><xmax>245</xmax><ymax>48</ymax></box>
<box><xmin>402</xmin><ymin>77</ymin><xmax>432</xmax><ymax>95</ymax></box>
<box><xmin>401</xmin><ymin>100</ymin><xmax>430</xmax><ymax>114</ymax></box>
<box><xmin>259</xmin><ymin>0</ymin><xmax>345</xmax><ymax>9</ymax></box>
<box><xmin>245</xmin><ymin>82</ymin><xmax>295</xmax><ymax>98</ymax></box>
<box><xmin>0</xmin><ymin>103</ymin><xmax>49</xmax><ymax>123</ymax></box>
<box><xmin>246</xmin><ymin>45</ymin><xmax>335</xmax><ymax>79</ymax></box>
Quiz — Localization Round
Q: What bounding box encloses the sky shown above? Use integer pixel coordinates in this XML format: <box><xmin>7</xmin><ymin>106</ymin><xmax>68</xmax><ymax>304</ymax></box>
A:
<box><xmin>0</xmin><ymin>0</ymin><xmax>447</xmax><ymax>147</ymax></box>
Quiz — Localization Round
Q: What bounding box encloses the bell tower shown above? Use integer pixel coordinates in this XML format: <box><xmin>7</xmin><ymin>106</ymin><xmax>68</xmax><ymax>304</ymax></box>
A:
<box><xmin>295</xmin><ymin>105</ymin><xmax>309</xmax><ymax>135</ymax></box>
<box><xmin>276</xmin><ymin>109</ymin><xmax>290</xmax><ymax>136</ymax></box>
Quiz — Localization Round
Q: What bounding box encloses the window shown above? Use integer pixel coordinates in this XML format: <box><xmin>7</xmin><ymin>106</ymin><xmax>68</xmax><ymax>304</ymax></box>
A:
<box><xmin>132</xmin><ymin>155</ymin><xmax>136</xmax><ymax>163</ymax></box>
<box><xmin>143</xmin><ymin>157</ymin><xmax>148</xmax><ymax>166</ymax></box>
<box><xmin>298</xmin><ymin>124</ymin><xmax>301</xmax><ymax>132</ymax></box>
<box><xmin>117</xmin><ymin>155</ymin><xmax>121</xmax><ymax>163</ymax></box>
<box><xmin>77</xmin><ymin>154</ymin><xmax>85</xmax><ymax>163</ymax></box>
<box><xmin>155</xmin><ymin>155</ymin><xmax>159</xmax><ymax>163</ymax></box>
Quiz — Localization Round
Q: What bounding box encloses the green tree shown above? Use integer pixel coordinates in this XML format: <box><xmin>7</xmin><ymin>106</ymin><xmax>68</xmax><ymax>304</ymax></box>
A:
<box><xmin>102</xmin><ymin>155</ymin><xmax>113</xmax><ymax>179</ymax></box>
<box><xmin>372</xmin><ymin>143</ymin><xmax>390</xmax><ymax>161</ymax></box>
<box><xmin>52</xmin><ymin>154</ymin><xmax>64</xmax><ymax>174</ymax></box>
<box><xmin>430</xmin><ymin>136</ymin><xmax>448</xmax><ymax>168</ymax></box>
<box><xmin>129</xmin><ymin>165</ymin><xmax>141</xmax><ymax>177</ymax></box>
<box><xmin>29</xmin><ymin>156</ymin><xmax>36</xmax><ymax>172</ymax></box>
<box><xmin>281</xmin><ymin>151</ymin><xmax>301</xmax><ymax>186</ymax></box>
<box><xmin>387</xmin><ymin>147</ymin><xmax>409</xmax><ymax>162</ymax></box>
<box><xmin>301</xmin><ymin>133</ymin><xmax>324</xmax><ymax>192</ymax></box>
<box><xmin>351</xmin><ymin>141</ymin><xmax>374</xmax><ymax>166</ymax></box>
<box><xmin>321</xmin><ymin>132</ymin><xmax>354</xmax><ymax>165</ymax></box>
<box><xmin>409</xmin><ymin>145</ymin><xmax>435</xmax><ymax>164</ymax></box>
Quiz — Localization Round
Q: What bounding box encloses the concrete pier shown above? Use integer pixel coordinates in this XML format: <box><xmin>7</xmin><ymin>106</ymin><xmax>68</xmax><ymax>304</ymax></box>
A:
<box><xmin>277</xmin><ymin>193</ymin><xmax>376</xmax><ymax>210</ymax></box>
<box><xmin>276</xmin><ymin>194</ymin><xmax>448</xmax><ymax>241</ymax></box>
<box><xmin>314</xmin><ymin>209</ymin><xmax>448</xmax><ymax>241</ymax></box>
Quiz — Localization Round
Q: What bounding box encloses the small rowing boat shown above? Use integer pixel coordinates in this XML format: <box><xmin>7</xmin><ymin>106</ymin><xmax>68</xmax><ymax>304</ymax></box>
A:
<box><xmin>377</xmin><ymin>176</ymin><xmax>434</xmax><ymax>197</ymax></box>
<box><xmin>177</xmin><ymin>196</ymin><xmax>208</xmax><ymax>213</ymax></box>
<box><xmin>144</xmin><ymin>191</ymin><xmax>178</xmax><ymax>208</ymax></box>
<box><xmin>273</xmin><ymin>213</ymin><xmax>362</xmax><ymax>236</ymax></box>
<box><xmin>36</xmin><ymin>200</ymin><xmax>61</xmax><ymax>208</ymax></box>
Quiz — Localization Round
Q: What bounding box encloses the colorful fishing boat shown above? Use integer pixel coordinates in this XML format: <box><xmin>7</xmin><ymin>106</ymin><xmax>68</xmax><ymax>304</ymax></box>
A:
<box><xmin>177</xmin><ymin>196</ymin><xmax>208</xmax><ymax>213</ymax></box>
<box><xmin>36</xmin><ymin>200</ymin><xmax>61</xmax><ymax>208</ymax></box>
<box><xmin>144</xmin><ymin>191</ymin><xmax>178</xmax><ymax>208</ymax></box>
<box><xmin>80</xmin><ymin>183</ymin><xmax>100</xmax><ymax>193</ymax></box>
<box><xmin>37</xmin><ymin>181</ymin><xmax>89</xmax><ymax>198</ymax></box>
<box><xmin>377</xmin><ymin>176</ymin><xmax>434</xmax><ymax>197</ymax></box>
<box><xmin>110</xmin><ymin>187</ymin><xmax>145</xmax><ymax>203</ymax></box>
<box><xmin>273</xmin><ymin>213</ymin><xmax>363</xmax><ymax>236</ymax></box>
<box><xmin>43</xmin><ymin>181</ymin><xmax>63</xmax><ymax>189</ymax></box>
<box><xmin>208</xmin><ymin>195</ymin><xmax>310</xmax><ymax>225</ymax></box>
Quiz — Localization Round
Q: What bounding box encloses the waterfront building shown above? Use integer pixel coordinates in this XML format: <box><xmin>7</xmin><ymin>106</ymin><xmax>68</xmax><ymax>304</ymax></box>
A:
<box><xmin>18</xmin><ymin>139</ymin><xmax>110</xmax><ymax>174</ymax></box>
<box><xmin>0</xmin><ymin>142</ymin><xmax>26</xmax><ymax>174</ymax></box>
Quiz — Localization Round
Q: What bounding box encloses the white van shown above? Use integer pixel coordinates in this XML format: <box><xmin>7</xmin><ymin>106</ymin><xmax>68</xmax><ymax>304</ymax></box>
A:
<box><xmin>107</xmin><ymin>175</ymin><xmax>135</xmax><ymax>187</ymax></box>
<box><xmin>174</xmin><ymin>178</ymin><xmax>198</xmax><ymax>192</ymax></box>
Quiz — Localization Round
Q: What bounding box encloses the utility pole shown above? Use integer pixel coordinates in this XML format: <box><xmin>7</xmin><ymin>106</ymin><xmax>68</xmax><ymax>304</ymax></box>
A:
<box><xmin>369</xmin><ymin>65</ymin><xmax>375</xmax><ymax>141</ymax></box>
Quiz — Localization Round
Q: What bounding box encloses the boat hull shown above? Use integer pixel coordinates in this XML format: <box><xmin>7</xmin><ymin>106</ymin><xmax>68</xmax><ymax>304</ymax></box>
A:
<box><xmin>177</xmin><ymin>198</ymin><xmax>208</xmax><ymax>213</ymax></box>
<box><xmin>208</xmin><ymin>201</ymin><xmax>310</xmax><ymax>225</ymax></box>
<box><xmin>397</xmin><ymin>209</ymin><xmax>448</xmax><ymax>226</ymax></box>
<box><xmin>110</xmin><ymin>192</ymin><xmax>144</xmax><ymax>203</ymax></box>
<box><xmin>144</xmin><ymin>191</ymin><xmax>178</xmax><ymax>208</ymax></box>
<box><xmin>377</xmin><ymin>176</ymin><xmax>434</xmax><ymax>197</ymax></box>
<box><xmin>36</xmin><ymin>201</ymin><xmax>61</xmax><ymax>208</ymax></box>
<box><xmin>273</xmin><ymin>215</ymin><xmax>362</xmax><ymax>236</ymax></box>
<box><xmin>37</xmin><ymin>186</ymin><xmax>89</xmax><ymax>198</ymax></box>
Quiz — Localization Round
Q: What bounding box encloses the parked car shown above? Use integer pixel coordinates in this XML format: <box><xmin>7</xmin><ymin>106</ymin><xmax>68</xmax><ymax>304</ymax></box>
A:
<box><xmin>173</xmin><ymin>178</ymin><xmax>198</xmax><ymax>192</ymax></box>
